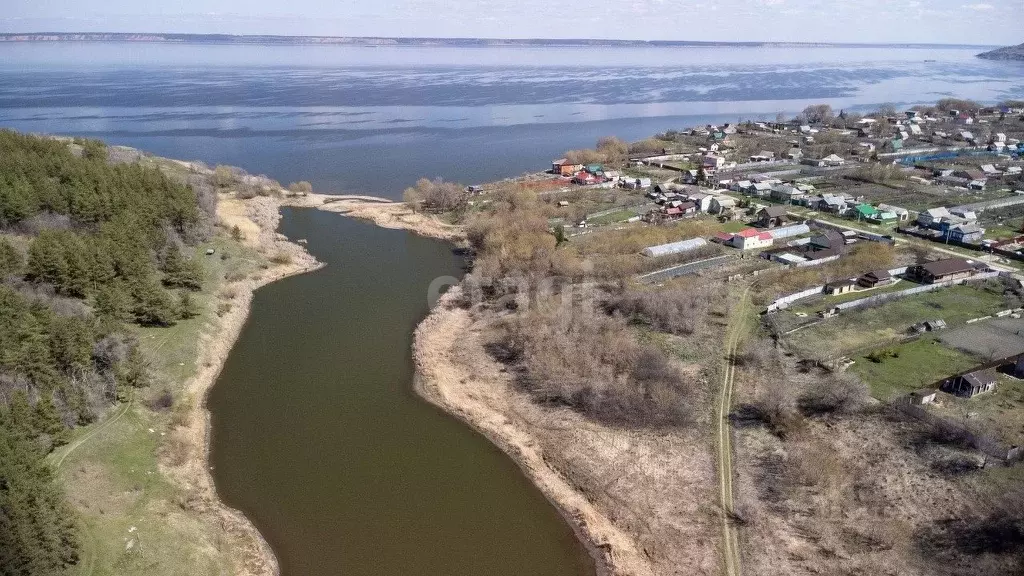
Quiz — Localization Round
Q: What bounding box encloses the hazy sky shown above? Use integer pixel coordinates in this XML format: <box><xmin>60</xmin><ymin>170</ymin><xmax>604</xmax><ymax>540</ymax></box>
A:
<box><xmin>2</xmin><ymin>0</ymin><xmax>1021</xmax><ymax>45</ymax></box>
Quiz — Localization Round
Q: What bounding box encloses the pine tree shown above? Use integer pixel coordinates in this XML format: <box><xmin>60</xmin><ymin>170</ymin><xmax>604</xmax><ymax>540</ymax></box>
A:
<box><xmin>48</xmin><ymin>316</ymin><xmax>93</xmax><ymax>377</ymax></box>
<box><xmin>161</xmin><ymin>244</ymin><xmax>203</xmax><ymax>290</ymax></box>
<box><xmin>5</xmin><ymin>390</ymin><xmax>36</xmax><ymax>441</ymax></box>
<box><xmin>177</xmin><ymin>291</ymin><xmax>199</xmax><ymax>320</ymax></box>
<box><xmin>0</xmin><ymin>423</ymin><xmax>81</xmax><ymax>575</ymax></box>
<box><xmin>130</xmin><ymin>278</ymin><xmax>176</xmax><ymax>327</ymax></box>
<box><xmin>15</xmin><ymin>316</ymin><xmax>59</xmax><ymax>391</ymax></box>
<box><xmin>94</xmin><ymin>281</ymin><xmax>131</xmax><ymax>325</ymax></box>
<box><xmin>117</xmin><ymin>345</ymin><xmax>150</xmax><ymax>390</ymax></box>
<box><xmin>32</xmin><ymin>394</ymin><xmax>68</xmax><ymax>447</ymax></box>
<box><xmin>26</xmin><ymin>231</ymin><xmax>67</xmax><ymax>288</ymax></box>
<box><xmin>0</xmin><ymin>237</ymin><xmax>22</xmax><ymax>277</ymax></box>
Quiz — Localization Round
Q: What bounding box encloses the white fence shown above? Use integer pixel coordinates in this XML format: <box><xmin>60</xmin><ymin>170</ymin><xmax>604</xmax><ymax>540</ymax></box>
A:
<box><xmin>833</xmin><ymin>272</ymin><xmax>1000</xmax><ymax>312</ymax></box>
<box><xmin>793</xmin><ymin>254</ymin><xmax>841</xmax><ymax>268</ymax></box>
<box><xmin>766</xmin><ymin>285</ymin><xmax>826</xmax><ymax>312</ymax></box>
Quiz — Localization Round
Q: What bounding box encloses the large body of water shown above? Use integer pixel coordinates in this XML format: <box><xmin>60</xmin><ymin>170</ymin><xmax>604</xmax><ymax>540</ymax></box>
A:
<box><xmin>1</xmin><ymin>42</ymin><xmax>1022</xmax><ymax>198</ymax></box>
<box><xmin>3</xmin><ymin>42</ymin><xmax>1022</xmax><ymax>575</ymax></box>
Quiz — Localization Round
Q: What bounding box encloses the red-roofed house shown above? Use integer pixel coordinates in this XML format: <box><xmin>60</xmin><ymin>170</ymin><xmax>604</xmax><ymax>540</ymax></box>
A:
<box><xmin>728</xmin><ymin>228</ymin><xmax>773</xmax><ymax>250</ymax></box>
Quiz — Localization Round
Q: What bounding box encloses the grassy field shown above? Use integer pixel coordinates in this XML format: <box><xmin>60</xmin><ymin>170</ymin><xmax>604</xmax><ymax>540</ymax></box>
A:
<box><xmin>587</xmin><ymin>208</ymin><xmax>637</xmax><ymax>226</ymax></box>
<box><xmin>848</xmin><ymin>337</ymin><xmax>980</xmax><ymax>400</ymax></box>
<box><xmin>718</xmin><ymin>220</ymin><xmax>750</xmax><ymax>233</ymax></box>
<box><xmin>47</xmin><ymin>230</ymin><xmax>266</xmax><ymax>576</ymax></box>
<box><xmin>786</xmin><ymin>283</ymin><xmax>1009</xmax><ymax>358</ymax></box>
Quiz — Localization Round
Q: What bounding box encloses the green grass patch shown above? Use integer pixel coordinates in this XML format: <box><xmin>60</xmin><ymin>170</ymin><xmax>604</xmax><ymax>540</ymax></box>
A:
<box><xmin>786</xmin><ymin>283</ymin><xmax>1008</xmax><ymax>358</ymax></box>
<box><xmin>588</xmin><ymin>209</ymin><xmax>637</xmax><ymax>226</ymax></box>
<box><xmin>718</xmin><ymin>220</ymin><xmax>749</xmax><ymax>233</ymax></box>
<box><xmin>849</xmin><ymin>337</ymin><xmax>979</xmax><ymax>400</ymax></box>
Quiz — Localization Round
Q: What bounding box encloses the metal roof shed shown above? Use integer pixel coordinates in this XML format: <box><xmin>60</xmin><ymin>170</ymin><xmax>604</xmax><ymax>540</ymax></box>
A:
<box><xmin>641</xmin><ymin>237</ymin><xmax>709</xmax><ymax>257</ymax></box>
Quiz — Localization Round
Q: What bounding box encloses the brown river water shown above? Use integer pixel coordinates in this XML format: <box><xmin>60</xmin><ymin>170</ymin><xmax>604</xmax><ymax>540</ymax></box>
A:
<box><xmin>207</xmin><ymin>207</ymin><xmax>595</xmax><ymax>576</ymax></box>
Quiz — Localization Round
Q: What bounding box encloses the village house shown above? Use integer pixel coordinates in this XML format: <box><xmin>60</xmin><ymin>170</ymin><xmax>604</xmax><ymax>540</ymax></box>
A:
<box><xmin>907</xmin><ymin>258</ymin><xmax>981</xmax><ymax>284</ymax></box>
<box><xmin>817</xmin><ymin>193</ymin><xmax>849</xmax><ymax>214</ymax></box>
<box><xmin>620</xmin><ymin>177</ymin><xmax>652</xmax><ymax>190</ymax></box>
<box><xmin>552</xmin><ymin>158</ymin><xmax>583</xmax><ymax>176</ymax></box>
<box><xmin>868</xmin><ymin>209</ymin><xmax>899</xmax><ymax>225</ymax></box>
<box><xmin>757</xmin><ymin>205</ymin><xmax>788</xmax><ymax>228</ymax></box>
<box><xmin>852</xmin><ymin>203</ymin><xmax>880</xmax><ymax>221</ymax></box>
<box><xmin>876</xmin><ymin>203</ymin><xmax>910</xmax><ymax>222</ymax></box>
<box><xmin>824</xmin><ymin>279</ymin><xmax>858</xmax><ymax>295</ymax></box>
<box><xmin>770</xmin><ymin>184</ymin><xmax>804</xmax><ymax>203</ymax></box>
<box><xmin>716</xmin><ymin>228</ymin><xmax>773</xmax><ymax>250</ymax></box>
<box><xmin>946</xmin><ymin>222</ymin><xmax>985</xmax><ymax>244</ymax></box>
<box><xmin>687</xmin><ymin>192</ymin><xmax>715</xmax><ymax>213</ymax></box>
<box><xmin>858</xmin><ymin>268</ymin><xmax>894</xmax><ymax>288</ymax></box>
<box><xmin>943</xmin><ymin>370</ymin><xmax>997</xmax><ymax>398</ymax></box>
<box><xmin>732</xmin><ymin>179</ymin><xmax>752</xmax><ymax>193</ymax></box>
<box><xmin>809</xmin><ymin>230</ymin><xmax>846</xmax><ymax>251</ymax></box>
<box><xmin>918</xmin><ymin>207</ymin><xmax>951</xmax><ymax>228</ymax></box>
<box><xmin>749</xmin><ymin>150</ymin><xmax>775</xmax><ymax>162</ymax></box>
<box><xmin>709</xmin><ymin>195</ymin><xmax>738</xmax><ymax>215</ymax></box>
<box><xmin>748</xmin><ymin>182</ymin><xmax>773</xmax><ymax>197</ymax></box>
<box><xmin>703</xmin><ymin>155</ymin><xmax>726</xmax><ymax>170</ymax></box>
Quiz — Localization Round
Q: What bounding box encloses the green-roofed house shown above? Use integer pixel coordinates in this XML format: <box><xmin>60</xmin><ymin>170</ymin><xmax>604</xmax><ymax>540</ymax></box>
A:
<box><xmin>585</xmin><ymin>164</ymin><xmax>604</xmax><ymax>174</ymax></box>
<box><xmin>868</xmin><ymin>210</ymin><xmax>899</xmax><ymax>225</ymax></box>
<box><xmin>853</xmin><ymin>203</ymin><xmax>879</xmax><ymax>220</ymax></box>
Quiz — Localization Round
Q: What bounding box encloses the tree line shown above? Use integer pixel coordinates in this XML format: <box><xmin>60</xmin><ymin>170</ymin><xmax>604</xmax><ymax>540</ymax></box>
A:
<box><xmin>0</xmin><ymin>130</ymin><xmax>215</xmax><ymax>575</ymax></box>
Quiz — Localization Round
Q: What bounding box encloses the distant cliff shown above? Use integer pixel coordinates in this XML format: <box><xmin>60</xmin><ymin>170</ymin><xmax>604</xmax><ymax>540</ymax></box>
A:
<box><xmin>0</xmin><ymin>33</ymin><xmax>993</xmax><ymax>50</ymax></box>
<box><xmin>978</xmin><ymin>42</ymin><xmax>1024</xmax><ymax>61</ymax></box>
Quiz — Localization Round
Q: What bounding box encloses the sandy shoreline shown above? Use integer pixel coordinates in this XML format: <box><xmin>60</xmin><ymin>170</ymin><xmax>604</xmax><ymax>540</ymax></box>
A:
<box><xmin>160</xmin><ymin>194</ymin><xmax>323</xmax><ymax>576</ymax></box>
<box><xmin>412</xmin><ymin>288</ymin><xmax>660</xmax><ymax>576</ymax></box>
<box><xmin>293</xmin><ymin>193</ymin><xmax>468</xmax><ymax>243</ymax></box>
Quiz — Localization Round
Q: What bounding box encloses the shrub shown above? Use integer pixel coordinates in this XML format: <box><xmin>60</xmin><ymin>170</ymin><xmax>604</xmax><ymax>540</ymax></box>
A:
<box><xmin>798</xmin><ymin>373</ymin><xmax>870</xmax><ymax>415</ymax></box>
<box><xmin>147</xmin><ymin>389</ymin><xmax>174</xmax><ymax>412</ymax></box>
<box><xmin>603</xmin><ymin>286</ymin><xmax>708</xmax><ymax>335</ymax></box>
<box><xmin>500</xmin><ymin>302</ymin><xmax>692</xmax><ymax>427</ymax></box>
<box><xmin>269</xmin><ymin>252</ymin><xmax>292</xmax><ymax>265</ymax></box>
<box><xmin>402</xmin><ymin>178</ymin><xmax>470</xmax><ymax>214</ymax></box>
<box><xmin>216</xmin><ymin>302</ymin><xmax>232</xmax><ymax>317</ymax></box>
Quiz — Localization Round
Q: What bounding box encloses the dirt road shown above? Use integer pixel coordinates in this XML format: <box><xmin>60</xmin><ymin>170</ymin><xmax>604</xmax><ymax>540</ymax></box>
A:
<box><xmin>717</xmin><ymin>286</ymin><xmax>750</xmax><ymax>576</ymax></box>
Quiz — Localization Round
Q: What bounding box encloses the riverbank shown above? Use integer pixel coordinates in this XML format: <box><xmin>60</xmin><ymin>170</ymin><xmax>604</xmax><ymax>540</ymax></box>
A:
<box><xmin>411</xmin><ymin>288</ymin><xmax>720</xmax><ymax>576</ymax></box>
<box><xmin>157</xmin><ymin>193</ymin><xmax>322</xmax><ymax>576</ymax></box>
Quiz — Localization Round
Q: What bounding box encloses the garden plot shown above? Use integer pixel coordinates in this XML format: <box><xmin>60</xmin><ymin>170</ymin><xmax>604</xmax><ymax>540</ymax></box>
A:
<box><xmin>939</xmin><ymin>317</ymin><xmax>1024</xmax><ymax>360</ymax></box>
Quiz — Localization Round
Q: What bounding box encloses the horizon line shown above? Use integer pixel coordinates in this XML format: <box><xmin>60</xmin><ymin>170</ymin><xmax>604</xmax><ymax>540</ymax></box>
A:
<box><xmin>0</xmin><ymin>32</ymin><xmax>1001</xmax><ymax>49</ymax></box>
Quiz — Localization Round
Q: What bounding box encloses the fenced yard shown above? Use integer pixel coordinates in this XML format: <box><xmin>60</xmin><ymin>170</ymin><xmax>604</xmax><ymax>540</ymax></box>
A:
<box><xmin>940</xmin><ymin>317</ymin><xmax>1024</xmax><ymax>360</ymax></box>
<box><xmin>785</xmin><ymin>283</ymin><xmax>1009</xmax><ymax>358</ymax></box>
<box><xmin>850</xmin><ymin>337</ymin><xmax>980</xmax><ymax>400</ymax></box>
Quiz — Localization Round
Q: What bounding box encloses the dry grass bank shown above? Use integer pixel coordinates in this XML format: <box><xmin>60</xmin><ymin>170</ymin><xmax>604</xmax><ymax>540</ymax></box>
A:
<box><xmin>731</xmin><ymin>353</ymin><xmax>1024</xmax><ymax>576</ymax></box>
<box><xmin>413</xmin><ymin>288</ymin><xmax>722</xmax><ymax>576</ymax></box>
